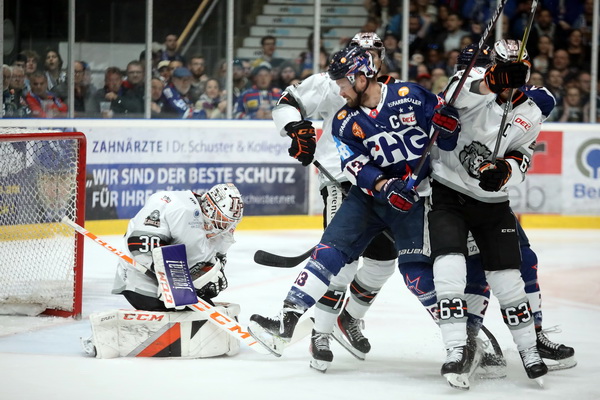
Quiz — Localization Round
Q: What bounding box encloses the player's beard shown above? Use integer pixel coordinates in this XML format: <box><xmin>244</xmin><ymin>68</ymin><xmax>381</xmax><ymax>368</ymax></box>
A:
<box><xmin>345</xmin><ymin>94</ymin><xmax>360</xmax><ymax>108</ymax></box>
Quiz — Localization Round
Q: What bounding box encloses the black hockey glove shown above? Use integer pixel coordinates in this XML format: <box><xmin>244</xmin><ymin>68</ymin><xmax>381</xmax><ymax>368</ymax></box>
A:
<box><xmin>484</xmin><ymin>61</ymin><xmax>530</xmax><ymax>94</ymax></box>
<box><xmin>478</xmin><ymin>159</ymin><xmax>512</xmax><ymax>192</ymax></box>
<box><xmin>432</xmin><ymin>104</ymin><xmax>461</xmax><ymax>139</ymax></box>
<box><xmin>379</xmin><ymin>178</ymin><xmax>420</xmax><ymax>212</ymax></box>
<box><xmin>285</xmin><ymin>120</ymin><xmax>316</xmax><ymax>166</ymax></box>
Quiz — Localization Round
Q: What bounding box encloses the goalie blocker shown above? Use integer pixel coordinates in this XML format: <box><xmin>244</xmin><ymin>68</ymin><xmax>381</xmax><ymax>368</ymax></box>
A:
<box><xmin>87</xmin><ymin>303</ymin><xmax>241</xmax><ymax>358</ymax></box>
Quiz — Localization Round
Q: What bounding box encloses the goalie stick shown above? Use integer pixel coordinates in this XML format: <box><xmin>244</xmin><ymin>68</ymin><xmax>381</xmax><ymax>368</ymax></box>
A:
<box><xmin>405</xmin><ymin>0</ymin><xmax>509</xmax><ymax>191</ymax></box>
<box><xmin>491</xmin><ymin>0</ymin><xmax>539</xmax><ymax>163</ymax></box>
<box><xmin>61</xmin><ymin>217</ymin><xmax>313</xmax><ymax>354</ymax></box>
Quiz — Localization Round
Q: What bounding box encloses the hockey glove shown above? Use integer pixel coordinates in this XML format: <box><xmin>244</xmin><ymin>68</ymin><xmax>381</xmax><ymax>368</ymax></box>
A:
<box><xmin>484</xmin><ymin>61</ymin><xmax>530</xmax><ymax>94</ymax></box>
<box><xmin>432</xmin><ymin>104</ymin><xmax>461</xmax><ymax>139</ymax></box>
<box><xmin>380</xmin><ymin>178</ymin><xmax>420</xmax><ymax>212</ymax></box>
<box><xmin>285</xmin><ymin>120</ymin><xmax>316</xmax><ymax>166</ymax></box>
<box><xmin>478</xmin><ymin>159</ymin><xmax>512</xmax><ymax>192</ymax></box>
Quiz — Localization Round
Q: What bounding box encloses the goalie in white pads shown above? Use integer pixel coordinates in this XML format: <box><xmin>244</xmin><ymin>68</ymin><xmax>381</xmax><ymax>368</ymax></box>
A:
<box><xmin>84</xmin><ymin>183</ymin><xmax>245</xmax><ymax>359</ymax></box>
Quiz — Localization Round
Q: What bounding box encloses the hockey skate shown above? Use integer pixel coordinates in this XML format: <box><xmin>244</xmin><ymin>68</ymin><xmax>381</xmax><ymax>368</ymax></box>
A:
<box><xmin>536</xmin><ymin>327</ymin><xmax>577</xmax><ymax>371</ymax></box>
<box><xmin>441</xmin><ymin>345</ymin><xmax>472</xmax><ymax>390</ymax></box>
<box><xmin>80</xmin><ymin>335</ymin><xmax>97</xmax><ymax>357</ymax></box>
<box><xmin>309</xmin><ymin>330</ymin><xmax>334</xmax><ymax>373</ymax></box>
<box><xmin>248</xmin><ymin>307</ymin><xmax>302</xmax><ymax>357</ymax></box>
<box><xmin>519</xmin><ymin>345</ymin><xmax>548</xmax><ymax>387</ymax></box>
<box><xmin>332</xmin><ymin>308</ymin><xmax>370</xmax><ymax>360</ymax></box>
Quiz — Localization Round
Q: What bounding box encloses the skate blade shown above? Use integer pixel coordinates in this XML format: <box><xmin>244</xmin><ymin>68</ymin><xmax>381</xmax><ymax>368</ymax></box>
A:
<box><xmin>544</xmin><ymin>355</ymin><xmax>577</xmax><ymax>371</ymax></box>
<box><xmin>444</xmin><ymin>373</ymin><xmax>470</xmax><ymax>390</ymax></box>
<box><xmin>331</xmin><ymin>327</ymin><xmax>366</xmax><ymax>360</ymax></box>
<box><xmin>534</xmin><ymin>376</ymin><xmax>544</xmax><ymax>388</ymax></box>
<box><xmin>247</xmin><ymin>321</ymin><xmax>289</xmax><ymax>357</ymax></box>
<box><xmin>309</xmin><ymin>358</ymin><xmax>331</xmax><ymax>373</ymax></box>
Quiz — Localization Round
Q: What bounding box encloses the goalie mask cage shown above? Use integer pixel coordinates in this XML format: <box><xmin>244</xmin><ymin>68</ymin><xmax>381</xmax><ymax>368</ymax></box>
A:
<box><xmin>0</xmin><ymin>129</ymin><xmax>86</xmax><ymax>318</ymax></box>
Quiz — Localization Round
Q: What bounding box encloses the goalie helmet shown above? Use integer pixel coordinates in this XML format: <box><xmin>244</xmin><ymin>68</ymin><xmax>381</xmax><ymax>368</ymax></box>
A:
<box><xmin>349</xmin><ymin>32</ymin><xmax>386</xmax><ymax>61</ymax></box>
<box><xmin>328</xmin><ymin>46</ymin><xmax>377</xmax><ymax>85</ymax></box>
<box><xmin>456</xmin><ymin>43</ymin><xmax>492</xmax><ymax>71</ymax></box>
<box><xmin>491</xmin><ymin>39</ymin><xmax>529</xmax><ymax>63</ymax></box>
<box><xmin>199</xmin><ymin>183</ymin><xmax>243</xmax><ymax>238</ymax></box>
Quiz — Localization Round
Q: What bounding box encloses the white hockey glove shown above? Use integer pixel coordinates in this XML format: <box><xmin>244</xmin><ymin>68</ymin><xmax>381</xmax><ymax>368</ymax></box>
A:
<box><xmin>189</xmin><ymin>256</ymin><xmax>228</xmax><ymax>300</ymax></box>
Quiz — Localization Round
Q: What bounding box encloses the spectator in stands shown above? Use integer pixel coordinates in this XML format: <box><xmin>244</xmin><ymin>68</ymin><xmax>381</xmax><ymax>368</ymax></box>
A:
<box><xmin>12</xmin><ymin>53</ymin><xmax>26</xmax><ymax>69</ymax></box>
<box><xmin>160</xmin><ymin>33</ymin><xmax>186</xmax><ymax>64</ymax></box>
<box><xmin>381</xmin><ymin>31</ymin><xmax>402</xmax><ymax>77</ymax></box>
<box><xmin>139</xmin><ymin>42</ymin><xmax>163</xmax><ymax>76</ymax></box>
<box><xmin>231</xmin><ymin>59</ymin><xmax>251</xmax><ymax>106</ymax></box>
<box><xmin>20</xmin><ymin>50</ymin><xmax>39</xmax><ymax>92</ymax></box>
<box><xmin>160</xmin><ymin>67</ymin><xmax>203</xmax><ymax>119</ymax></box>
<box><xmin>532</xmin><ymin>35</ymin><xmax>553</xmax><ymax>75</ymax></box>
<box><xmin>169</xmin><ymin>60</ymin><xmax>184</xmax><ymax>74</ymax></box>
<box><xmin>187</xmin><ymin>54</ymin><xmax>209</xmax><ymax>103</ymax></box>
<box><xmin>43</xmin><ymin>49</ymin><xmax>66</xmax><ymax>91</ymax></box>
<box><xmin>297</xmin><ymin>33</ymin><xmax>329</xmax><ymax>79</ymax></box>
<box><xmin>572</xmin><ymin>0</ymin><xmax>595</xmax><ymax>45</ymax></box>
<box><xmin>25</xmin><ymin>71</ymin><xmax>67</xmax><ymax>118</ymax></box>
<box><xmin>112</xmin><ymin>60</ymin><xmax>145</xmax><ymax>118</ymax></box>
<box><xmin>272</xmin><ymin>61</ymin><xmax>298</xmax><ymax>91</ymax></box>
<box><xmin>54</xmin><ymin>61</ymin><xmax>97</xmax><ymax>117</ymax></box>
<box><xmin>575</xmin><ymin>71</ymin><xmax>592</xmax><ymax>106</ymax></box>
<box><xmin>234</xmin><ymin>64</ymin><xmax>282</xmax><ymax>120</ymax></box>
<box><xmin>3</xmin><ymin>65</ymin><xmax>30</xmax><ymax>118</ymax></box>
<box><xmin>251</xmin><ymin>35</ymin><xmax>285</xmax><ymax>71</ymax></box>
<box><xmin>407</xmin><ymin>13</ymin><xmax>431</xmax><ymax>56</ymax></box>
<box><xmin>91</xmin><ymin>67</ymin><xmax>123</xmax><ymax>116</ymax></box>
<box><xmin>565</xmin><ymin>28</ymin><xmax>590</xmax><ymax>67</ymax></box>
<box><xmin>9</xmin><ymin>66</ymin><xmax>26</xmax><ymax>96</ymax></box>
<box><xmin>364</xmin><ymin>0</ymin><xmax>400</xmax><ymax>37</ymax></box>
<box><xmin>195</xmin><ymin>78</ymin><xmax>226</xmax><ymax>119</ymax></box>
<box><xmin>157</xmin><ymin>60</ymin><xmax>171</xmax><ymax>83</ymax></box>
<box><xmin>425</xmin><ymin>45</ymin><xmax>445</xmax><ymax>72</ymax></box>
<box><xmin>551</xmin><ymin>49</ymin><xmax>576</xmax><ymax>81</ymax></box>
<box><xmin>528</xmin><ymin>71</ymin><xmax>545</xmax><ymax>88</ymax></box>
<box><xmin>544</xmin><ymin>68</ymin><xmax>565</xmax><ymax>121</ymax></box>
<box><xmin>150</xmin><ymin>77</ymin><xmax>164</xmax><ymax>118</ymax></box>
<box><xmin>435</xmin><ymin>12</ymin><xmax>469</xmax><ymax>54</ymax></box>
<box><xmin>444</xmin><ymin>49</ymin><xmax>460</xmax><ymax>77</ymax></box>
<box><xmin>558</xmin><ymin>86</ymin><xmax>587</xmax><ymax>122</ymax></box>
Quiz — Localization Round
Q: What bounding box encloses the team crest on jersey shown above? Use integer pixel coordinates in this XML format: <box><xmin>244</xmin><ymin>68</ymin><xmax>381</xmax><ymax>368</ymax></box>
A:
<box><xmin>398</xmin><ymin>86</ymin><xmax>410</xmax><ymax>96</ymax></box>
<box><xmin>459</xmin><ymin>141</ymin><xmax>492</xmax><ymax>177</ymax></box>
<box><xmin>337</xmin><ymin>110</ymin><xmax>347</xmax><ymax>120</ymax></box>
<box><xmin>144</xmin><ymin>210</ymin><xmax>161</xmax><ymax>227</ymax></box>
<box><xmin>352</xmin><ymin>122</ymin><xmax>365</xmax><ymax>139</ymax></box>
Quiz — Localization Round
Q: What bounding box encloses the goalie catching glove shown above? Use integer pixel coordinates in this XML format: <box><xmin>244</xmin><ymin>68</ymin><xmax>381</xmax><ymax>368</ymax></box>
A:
<box><xmin>484</xmin><ymin>61</ymin><xmax>530</xmax><ymax>94</ymax></box>
<box><xmin>478</xmin><ymin>159</ymin><xmax>512</xmax><ymax>192</ymax></box>
<box><xmin>379</xmin><ymin>178</ymin><xmax>419</xmax><ymax>212</ymax></box>
<box><xmin>189</xmin><ymin>254</ymin><xmax>228</xmax><ymax>301</ymax></box>
<box><xmin>285</xmin><ymin>120</ymin><xmax>316</xmax><ymax>166</ymax></box>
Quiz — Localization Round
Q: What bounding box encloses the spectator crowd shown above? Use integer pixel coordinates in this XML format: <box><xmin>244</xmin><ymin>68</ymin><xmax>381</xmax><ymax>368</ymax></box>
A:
<box><xmin>2</xmin><ymin>0</ymin><xmax>598</xmax><ymax>122</ymax></box>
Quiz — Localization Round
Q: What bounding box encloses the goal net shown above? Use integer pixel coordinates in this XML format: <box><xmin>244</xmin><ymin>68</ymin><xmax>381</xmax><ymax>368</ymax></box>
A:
<box><xmin>0</xmin><ymin>129</ymin><xmax>86</xmax><ymax>318</ymax></box>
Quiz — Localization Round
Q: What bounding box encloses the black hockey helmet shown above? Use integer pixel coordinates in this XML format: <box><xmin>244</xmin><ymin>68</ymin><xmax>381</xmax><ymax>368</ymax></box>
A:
<box><xmin>328</xmin><ymin>46</ymin><xmax>377</xmax><ymax>85</ymax></box>
<box><xmin>456</xmin><ymin>43</ymin><xmax>492</xmax><ymax>71</ymax></box>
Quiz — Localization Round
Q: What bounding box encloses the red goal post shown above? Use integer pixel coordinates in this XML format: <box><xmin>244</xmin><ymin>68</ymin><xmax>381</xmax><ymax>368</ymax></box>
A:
<box><xmin>0</xmin><ymin>130</ymin><xmax>87</xmax><ymax>318</ymax></box>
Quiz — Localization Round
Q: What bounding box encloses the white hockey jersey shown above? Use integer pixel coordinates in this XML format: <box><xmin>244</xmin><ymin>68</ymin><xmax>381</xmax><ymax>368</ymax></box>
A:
<box><xmin>431</xmin><ymin>67</ymin><xmax>543</xmax><ymax>203</ymax></box>
<box><xmin>272</xmin><ymin>72</ymin><xmax>347</xmax><ymax>189</ymax></box>
<box><xmin>112</xmin><ymin>191</ymin><xmax>235</xmax><ymax>299</ymax></box>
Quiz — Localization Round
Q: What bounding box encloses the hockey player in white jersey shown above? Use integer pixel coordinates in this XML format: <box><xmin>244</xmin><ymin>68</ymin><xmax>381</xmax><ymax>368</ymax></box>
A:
<box><xmin>272</xmin><ymin>32</ymin><xmax>398</xmax><ymax>371</ymax></box>
<box><xmin>429</xmin><ymin>39</ymin><xmax>548</xmax><ymax>388</ymax></box>
<box><xmin>83</xmin><ymin>183</ymin><xmax>244</xmax><ymax>359</ymax></box>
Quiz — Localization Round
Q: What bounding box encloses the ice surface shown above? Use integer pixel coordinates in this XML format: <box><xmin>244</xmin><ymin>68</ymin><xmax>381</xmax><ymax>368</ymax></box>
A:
<box><xmin>0</xmin><ymin>228</ymin><xmax>598</xmax><ymax>400</ymax></box>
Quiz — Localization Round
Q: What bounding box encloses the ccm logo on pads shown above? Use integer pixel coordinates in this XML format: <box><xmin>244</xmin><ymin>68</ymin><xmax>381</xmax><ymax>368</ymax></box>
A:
<box><xmin>123</xmin><ymin>313</ymin><xmax>165</xmax><ymax>321</ymax></box>
<box><xmin>514</xmin><ymin>117</ymin><xmax>532</xmax><ymax>131</ymax></box>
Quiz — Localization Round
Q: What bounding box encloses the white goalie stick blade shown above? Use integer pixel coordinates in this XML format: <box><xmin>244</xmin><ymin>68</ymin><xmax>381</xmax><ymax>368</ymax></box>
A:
<box><xmin>247</xmin><ymin>317</ymin><xmax>314</xmax><ymax>357</ymax></box>
<box><xmin>331</xmin><ymin>324</ymin><xmax>366</xmax><ymax>360</ymax></box>
<box><xmin>543</xmin><ymin>355</ymin><xmax>577</xmax><ymax>371</ymax></box>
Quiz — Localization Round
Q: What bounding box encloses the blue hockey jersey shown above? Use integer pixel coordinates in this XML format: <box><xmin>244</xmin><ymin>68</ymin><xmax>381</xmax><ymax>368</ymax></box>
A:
<box><xmin>331</xmin><ymin>81</ymin><xmax>455</xmax><ymax>193</ymax></box>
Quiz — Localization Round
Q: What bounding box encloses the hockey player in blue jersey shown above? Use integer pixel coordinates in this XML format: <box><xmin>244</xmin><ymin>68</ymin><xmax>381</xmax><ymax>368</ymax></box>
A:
<box><xmin>248</xmin><ymin>46</ymin><xmax>461</xmax><ymax>358</ymax></box>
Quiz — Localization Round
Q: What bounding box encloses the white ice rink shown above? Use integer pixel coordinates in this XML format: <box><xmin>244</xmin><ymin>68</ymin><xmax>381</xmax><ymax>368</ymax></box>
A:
<box><xmin>0</xmin><ymin>228</ymin><xmax>599</xmax><ymax>400</ymax></box>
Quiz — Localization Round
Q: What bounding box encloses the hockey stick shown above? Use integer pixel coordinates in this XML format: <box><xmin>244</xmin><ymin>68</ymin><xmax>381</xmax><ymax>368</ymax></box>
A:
<box><xmin>490</xmin><ymin>0</ymin><xmax>539</xmax><ymax>163</ymax></box>
<box><xmin>253</xmin><ymin>160</ymin><xmax>395</xmax><ymax>268</ymax></box>
<box><xmin>405</xmin><ymin>0</ymin><xmax>509</xmax><ymax>191</ymax></box>
<box><xmin>61</xmin><ymin>216</ymin><xmax>272</xmax><ymax>355</ymax></box>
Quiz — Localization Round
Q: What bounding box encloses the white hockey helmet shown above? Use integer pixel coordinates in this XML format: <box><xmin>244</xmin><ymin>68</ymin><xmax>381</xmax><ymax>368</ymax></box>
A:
<box><xmin>350</xmin><ymin>32</ymin><xmax>386</xmax><ymax>62</ymax></box>
<box><xmin>199</xmin><ymin>183</ymin><xmax>244</xmax><ymax>238</ymax></box>
<box><xmin>491</xmin><ymin>39</ymin><xmax>529</xmax><ymax>63</ymax></box>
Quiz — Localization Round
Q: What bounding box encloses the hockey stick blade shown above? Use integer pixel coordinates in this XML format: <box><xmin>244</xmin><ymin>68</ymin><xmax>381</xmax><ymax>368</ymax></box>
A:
<box><xmin>254</xmin><ymin>247</ymin><xmax>314</xmax><ymax>268</ymax></box>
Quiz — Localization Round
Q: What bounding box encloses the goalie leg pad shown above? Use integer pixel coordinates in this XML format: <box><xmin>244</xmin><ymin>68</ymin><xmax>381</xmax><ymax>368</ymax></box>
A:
<box><xmin>88</xmin><ymin>303</ymin><xmax>241</xmax><ymax>359</ymax></box>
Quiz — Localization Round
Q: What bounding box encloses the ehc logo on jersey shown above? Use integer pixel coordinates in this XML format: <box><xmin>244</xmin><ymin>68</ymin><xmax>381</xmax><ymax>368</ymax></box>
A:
<box><xmin>365</xmin><ymin>129</ymin><xmax>428</xmax><ymax>166</ymax></box>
